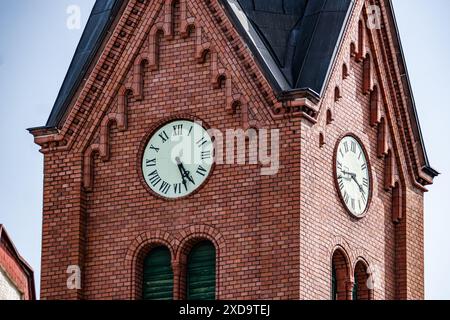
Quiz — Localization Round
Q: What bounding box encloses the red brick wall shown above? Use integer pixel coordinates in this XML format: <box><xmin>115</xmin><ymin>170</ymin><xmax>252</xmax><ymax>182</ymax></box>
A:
<box><xmin>297</xmin><ymin>0</ymin><xmax>425</xmax><ymax>300</ymax></box>
<box><xmin>36</xmin><ymin>0</ymin><xmax>426</xmax><ymax>300</ymax></box>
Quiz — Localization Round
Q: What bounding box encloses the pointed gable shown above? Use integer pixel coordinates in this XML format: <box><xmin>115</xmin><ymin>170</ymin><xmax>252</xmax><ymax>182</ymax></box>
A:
<box><xmin>223</xmin><ymin>0</ymin><xmax>353</xmax><ymax>94</ymax></box>
<box><xmin>29</xmin><ymin>0</ymin><xmax>436</xmax><ymax>186</ymax></box>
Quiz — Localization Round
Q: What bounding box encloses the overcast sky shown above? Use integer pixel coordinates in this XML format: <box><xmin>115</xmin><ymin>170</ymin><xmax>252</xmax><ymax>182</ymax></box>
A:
<box><xmin>0</xmin><ymin>0</ymin><xmax>449</xmax><ymax>299</ymax></box>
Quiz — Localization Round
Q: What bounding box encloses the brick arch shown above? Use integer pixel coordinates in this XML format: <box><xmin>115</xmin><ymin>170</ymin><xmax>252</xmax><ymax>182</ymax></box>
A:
<box><xmin>326</xmin><ymin>108</ymin><xmax>334</xmax><ymax>125</ymax></box>
<box><xmin>125</xmin><ymin>231</ymin><xmax>178</xmax><ymax>300</ymax></box>
<box><xmin>334</xmin><ymin>86</ymin><xmax>342</xmax><ymax>102</ymax></box>
<box><xmin>352</xmin><ymin>256</ymin><xmax>375</xmax><ymax>300</ymax></box>
<box><xmin>82</xmin><ymin>85</ymin><xmax>131</xmax><ymax>190</ymax></box>
<box><xmin>342</xmin><ymin>62</ymin><xmax>349</xmax><ymax>79</ymax></box>
<box><xmin>356</xmin><ymin>19</ymin><xmax>365</xmax><ymax>62</ymax></box>
<box><xmin>99</xmin><ymin>112</ymin><xmax>127</xmax><ymax>161</ymax></box>
<box><xmin>350</xmin><ymin>41</ymin><xmax>357</xmax><ymax>58</ymax></box>
<box><xmin>331</xmin><ymin>246</ymin><xmax>353</xmax><ymax>300</ymax></box>
<box><xmin>175</xmin><ymin>225</ymin><xmax>225</xmax><ymax>299</ymax></box>
<box><xmin>132</xmin><ymin>54</ymin><xmax>151</xmax><ymax>99</ymax></box>
<box><xmin>328</xmin><ymin>236</ymin><xmax>355</xmax><ymax>300</ymax></box>
<box><xmin>148</xmin><ymin>24</ymin><xmax>166</xmax><ymax>71</ymax></box>
<box><xmin>83</xmin><ymin>144</ymin><xmax>100</xmax><ymax>191</ymax></box>
<box><xmin>363</xmin><ymin>53</ymin><xmax>373</xmax><ymax>94</ymax></box>
<box><xmin>369</xmin><ymin>85</ymin><xmax>380</xmax><ymax>126</ymax></box>
<box><xmin>328</xmin><ymin>236</ymin><xmax>356</xmax><ymax>265</ymax></box>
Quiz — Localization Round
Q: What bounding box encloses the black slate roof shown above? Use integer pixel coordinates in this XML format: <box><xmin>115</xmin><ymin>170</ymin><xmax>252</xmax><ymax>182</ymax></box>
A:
<box><xmin>233</xmin><ymin>0</ymin><xmax>352</xmax><ymax>93</ymax></box>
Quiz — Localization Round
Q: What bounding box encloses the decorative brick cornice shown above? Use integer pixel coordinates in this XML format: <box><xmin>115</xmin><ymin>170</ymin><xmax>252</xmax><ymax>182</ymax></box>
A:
<box><xmin>79</xmin><ymin>0</ymin><xmax>268</xmax><ymax>191</ymax></box>
<box><xmin>30</xmin><ymin>0</ymin><xmax>150</xmax><ymax>153</ymax></box>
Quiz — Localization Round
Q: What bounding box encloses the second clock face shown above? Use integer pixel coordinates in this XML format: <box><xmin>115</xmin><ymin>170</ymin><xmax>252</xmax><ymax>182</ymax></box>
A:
<box><xmin>142</xmin><ymin>120</ymin><xmax>214</xmax><ymax>199</ymax></box>
<box><xmin>335</xmin><ymin>136</ymin><xmax>371</xmax><ymax>217</ymax></box>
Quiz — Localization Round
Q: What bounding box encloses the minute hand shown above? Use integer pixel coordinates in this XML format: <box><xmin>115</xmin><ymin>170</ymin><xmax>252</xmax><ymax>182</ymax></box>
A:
<box><xmin>351</xmin><ymin>175</ymin><xmax>364</xmax><ymax>194</ymax></box>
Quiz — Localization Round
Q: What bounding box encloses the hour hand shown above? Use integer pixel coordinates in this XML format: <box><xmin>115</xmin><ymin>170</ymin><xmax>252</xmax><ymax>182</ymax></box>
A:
<box><xmin>176</xmin><ymin>157</ymin><xmax>188</xmax><ymax>190</ymax></box>
<box><xmin>342</xmin><ymin>170</ymin><xmax>356</xmax><ymax>178</ymax></box>
<box><xmin>175</xmin><ymin>157</ymin><xmax>195</xmax><ymax>185</ymax></box>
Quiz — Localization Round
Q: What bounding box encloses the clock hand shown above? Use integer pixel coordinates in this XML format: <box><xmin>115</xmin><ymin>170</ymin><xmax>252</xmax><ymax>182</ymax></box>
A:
<box><xmin>176</xmin><ymin>157</ymin><xmax>188</xmax><ymax>191</ymax></box>
<box><xmin>342</xmin><ymin>170</ymin><xmax>356</xmax><ymax>178</ymax></box>
<box><xmin>181</xmin><ymin>165</ymin><xmax>195</xmax><ymax>185</ymax></box>
<box><xmin>175</xmin><ymin>157</ymin><xmax>195</xmax><ymax>185</ymax></box>
<box><xmin>351</xmin><ymin>175</ymin><xmax>365</xmax><ymax>194</ymax></box>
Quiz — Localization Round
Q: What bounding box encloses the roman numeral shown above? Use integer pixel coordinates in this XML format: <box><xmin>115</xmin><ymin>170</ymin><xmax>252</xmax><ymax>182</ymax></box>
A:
<box><xmin>339</xmin><ymin>148</ymin><xmax>345</xmax><ymax>158</ymax></box>
<box><xmin>149</xmin><ymin>145</ymin><xmax>160</xmax><ymax>153</ymax></box>
<box><xmin>188</xmin><ymin>126</ymin><xmax>193</xmax><ymax>136</ymax></box>
<box><xmin>174</xmin><ymin>183</ymin><xmax>182</xmax><ymax>194</ymax></box>
<box><xmin>344</xmin><ymin>142</ymin><xmax>349</xmax><ymax>153</ymax></box>
<box><xmin>361</xmin><ymin>192</ymin><xmax>367</xmax><ymax>204</ymax></box>
<box><xmin>201</xmin><ymin>151</ymin><xmax>211</xmax><ymax>160</ymax></box>
<box><xmin>196</xmin><ymin>165</ymin><xmax>207</xmax><ymax>177</ymax></box>
<box><xmin>362</xmin><ymin>177</ymin><xmax>369</xmax><ymax>188</ymax></box>
<box><xmin>361</xmin><ymin>163</ymin><xmax>367</xmax><ymax>171</ymax></box>
<box><xmin>351</xmin><ymin>198</ymin><xmax>355</xmax><ymax>210</ymax></box>
<box><xmin>358</xmin><ymin>200</ymin><xmax>362</xmax><ymax>210</ymax></box>
<box><xmin>196</xmin><ymin>137</ymin><xmax>208</xmax><ymax>148</ymax></box>
<box><xmin>337</xmin><ymin>176</ymin><xmax>345</xmax><ymax>190</ymax></box>
<box><xmin>146</xmin><ymin>158</ymin><xmax>156</xmax><ymax>167</ymax></box>
<box><xmin>351</xmin><ymin>141</ymin><xmax>356</xmax><ymax>153</ymax></box>
<box><xmin>358</xmin><ymin>151</ymin><xmax>363</xmax><ymax>160</ymax></box>
<box><xmin>159</xmin><ymin>181</ymin><xmax>170</xmax><ymax>195</ymax></box>
<box><xmin>148</xmin><ymin>170</ymin><xmax>161</xmax><ymax>187</ymax></box>
<box><xmin>337</xmin><ymin>161</ymin><xmax>342</xmax><ymax>171</ymax></box>
<box><xmin>344</xmin><ymin>192</ymin><xmax>349</xmax><ymax>204</ymax></box>
<box><xmin>173</xmin><ymin>124</ymin><xmax>183</xmax><ymax>136</ymax></box>
<box><xmin>159</xmin><ymin>131</ymin><xmax>169</xmax><ymax>143</ymax></box>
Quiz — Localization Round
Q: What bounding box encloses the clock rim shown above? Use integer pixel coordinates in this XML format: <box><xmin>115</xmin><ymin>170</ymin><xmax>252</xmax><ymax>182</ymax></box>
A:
<box><xmin>332</xmin><ymin>133</ymin><xmax>373</xmax><ymax>219</ymax></box>
<box><xmin>137</xmin><ymin>114</ymin><xmax>216</xmax><ymax>201</ymax></box>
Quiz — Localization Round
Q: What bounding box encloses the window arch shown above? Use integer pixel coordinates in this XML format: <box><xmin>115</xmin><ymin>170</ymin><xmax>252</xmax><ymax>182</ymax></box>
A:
<box><xmin>331</xmin><ymin>248</ymin><xmax>351</xmax><ymax>300</ymax></box>
<box><xmin>353</xmin><ymin>260</ymin><xmax>373</xmax><ymax>300</ymax></box>
<box><xmin>143</xmin><ymin>246</ymin><xmax>174</xmax><ymax>300</ymax></box>
<box><xmin>187</xmin><ymin>241</ymin><xmax>216</xmax><ymax>300</ymax></box>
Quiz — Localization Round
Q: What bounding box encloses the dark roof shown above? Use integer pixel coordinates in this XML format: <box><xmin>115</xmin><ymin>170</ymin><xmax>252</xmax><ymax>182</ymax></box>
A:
<box><xmin>0</xmin><ymin>225</ymin><xmax>36</xmax><ymax>300</ymax></box>
<box><xmin>232</xmin><ymin>0</ymin><xmax>353</xmax><ymax>94</ymax></box>
<box><xmin>46</xmin><ymin>0</ymin><xmax>123</xmax><ymax>127</ymax></box>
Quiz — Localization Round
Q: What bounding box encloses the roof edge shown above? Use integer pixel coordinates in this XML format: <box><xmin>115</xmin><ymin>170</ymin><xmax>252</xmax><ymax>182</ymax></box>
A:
<box><xmin>386</xmin><ymin>0</ymin><xmax>438</xmax><ymax>180</ymax></box>
<box><xmin>45</xmin><ymin>0</ymin><xmax>125</xmax><ymax>128</ymax></box>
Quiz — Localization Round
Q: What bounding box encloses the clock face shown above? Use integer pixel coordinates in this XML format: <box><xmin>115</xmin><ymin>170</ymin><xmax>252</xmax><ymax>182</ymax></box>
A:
<box><xmin>335</xmin><ymin>136</ymin><xmax>371</xmax><ymax>217</ymax></box>
<box><xmin>142</xmin><ymin>120</ymin><xmax>214</xmax><ymax>199</ymax></box>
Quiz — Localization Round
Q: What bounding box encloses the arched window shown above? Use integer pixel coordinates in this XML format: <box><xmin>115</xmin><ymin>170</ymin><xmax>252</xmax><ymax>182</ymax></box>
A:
<box><xmin>331</xmin><ymin>264</ymin><xmax>337</xmax><ymax>300</ymax></box>
<box><xmin>353</xmin><ymin>261</ymin><xmax>373</xmax><ymax>300</ymax></box>
<box><xmin>331</xmin><ymin>249</ymin><xmax>351</xmax><ymax>300</ymax></box>
<box><xmin>352</xmin><ymin>273</ymin><xmax>359</xmax><ymax>300</ymax></box>
<box><xmin>143</xmin><ymin>246</ymin><xmax>173</xmax><ymax>300</ymax></box>
<box><xmin>187</xmin><ymin>241</ymin><xmax>216</xmax><ymax>300</ymax></box>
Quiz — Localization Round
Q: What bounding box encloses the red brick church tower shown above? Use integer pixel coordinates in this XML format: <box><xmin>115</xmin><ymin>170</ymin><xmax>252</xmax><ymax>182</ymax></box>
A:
<box><xmin>30</xmin><ymin>0</ymin><xmax>437</xmax><ymax>300</ymax></box>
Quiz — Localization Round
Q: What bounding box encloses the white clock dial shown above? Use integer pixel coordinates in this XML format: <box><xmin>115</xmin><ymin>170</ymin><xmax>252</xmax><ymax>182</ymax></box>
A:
<box><xmin>142</xmin><ymin>120</ymin><xmax>214</xmax><ymax>199</ymax></box>
<box><xmin>335</xmin><ymin>136</ymin><xmax>371</xmax><ymax>217</ymax></box>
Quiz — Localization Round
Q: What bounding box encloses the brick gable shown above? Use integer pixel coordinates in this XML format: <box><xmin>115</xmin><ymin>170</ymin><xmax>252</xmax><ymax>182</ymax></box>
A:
<box><xmin>29</xmin><ymin>0</ymin><xmax>435</xmax><ymax>300</ymax></box>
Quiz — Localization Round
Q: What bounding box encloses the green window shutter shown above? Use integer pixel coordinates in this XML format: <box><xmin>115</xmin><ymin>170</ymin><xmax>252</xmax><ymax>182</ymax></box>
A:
<box><xmin>187</xmin><ymin>241</ymin><xmax>216</xmax><ymax>300</ymax></box>
<box><xmin>143</xmin><ymin>247</ymin><xmax>174</xmax><ymax>300</ymax></box>
<box><xmin>331</xmin><ymin>264</ymin><xmax>337</xmax><ymax>300</ymax></box>
<box><xmin>352</xmin><ymin>273</ymin><xmax>358</xmax><ymax>300</ymax></box>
